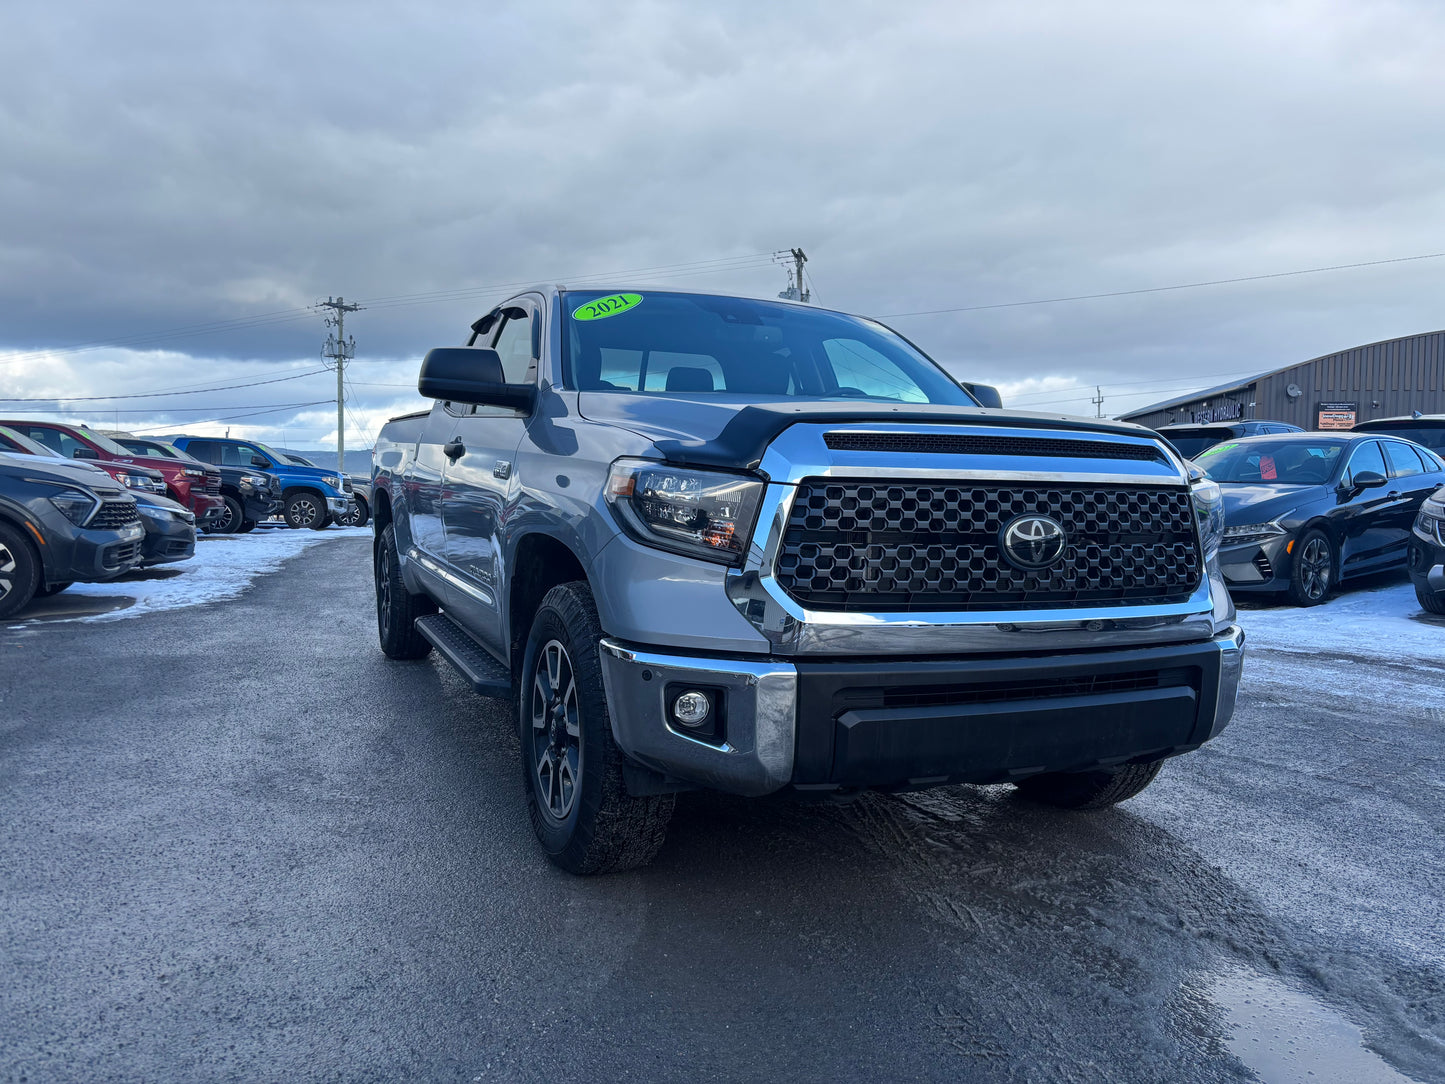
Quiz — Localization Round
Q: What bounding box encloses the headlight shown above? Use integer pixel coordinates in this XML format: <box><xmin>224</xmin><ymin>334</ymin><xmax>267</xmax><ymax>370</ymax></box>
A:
<box><xmin>321</xmin><ymin>474</ymin><xmax>341</xmax><ymax>489</ymax></box>
<box><xmin>1222</xmin><ymin>521</ymin><xmax>1288</xmax><ymax>546</ymax></box>
<box><xmin>48</xmin><ymin>489</ymin><xmax>99</xmax><ymax>526</ymax></box>
<box><xmin>1190</xmin><ymin>478</ymin><xmax>1225</xmax><ymax>561</ymax></box>
<box><xmin>182</xmin><ymin>467</ymin><xmax>206</xmax><ymax>477</ymax></box>
<box><xmin>605</xmin><ymin>458</ymin><xmax>765</xmax><ymax>565</ymax></box>
<box><xmin>239</xmin><ymin>473</ymin><xmax>267</xmax><ymax>488</ymax></box>
<box><xmin>138</xmin><ymin>504</ymin><xmax>169</xmax><ymax>522</ymax></box>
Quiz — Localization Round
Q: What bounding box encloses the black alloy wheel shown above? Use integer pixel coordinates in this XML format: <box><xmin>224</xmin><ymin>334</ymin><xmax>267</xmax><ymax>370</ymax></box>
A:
<box><xmin>530</xmin><ymin>639</ymin><xmax>582</xmax><ymax>823</ymax></box>
<box><xmin>0</xmin><ymin>522</ymin><xmax>40</xmax><ymax>620</ymax></box>
<box><xmin>1288</xmin><ymin>528</ymin><xmax>1334</xmax><ymax>606</ymax></box>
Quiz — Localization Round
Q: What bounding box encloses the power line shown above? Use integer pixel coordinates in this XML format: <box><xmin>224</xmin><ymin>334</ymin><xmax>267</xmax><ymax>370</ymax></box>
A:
<box><xmin>0</xmin><ymin>399</ymin><xmax>333</xmax><ymax>416</ymax></box>
<box><xmin>0</xmin><ymin>367</ymin><xmax>330</xmax><ymax>403</ymax></box>
<box><xmin>878</xmin><ymin>250</ymin><xmax>1445</xmax><ymax>319</ymax></box>
<box><xmin>127</xmin><ymin>400</ymin><xmax>336</xmax><ymax>435</ymax></box>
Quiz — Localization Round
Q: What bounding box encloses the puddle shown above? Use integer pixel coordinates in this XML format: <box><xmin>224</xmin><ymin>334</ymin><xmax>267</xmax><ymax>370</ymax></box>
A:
<box><xmin>1206</xmin><ymin>965</ymin><xmax>1423</xmax><ymax>1084</ymax></box>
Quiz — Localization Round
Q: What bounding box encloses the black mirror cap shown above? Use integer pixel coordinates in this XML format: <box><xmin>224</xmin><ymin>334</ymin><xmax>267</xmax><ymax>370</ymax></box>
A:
<box><xmin>1351</xmin><ymin>469</ymin><xmax>1388</xmax><ymax>488</ymax></box>
<box><xmin>418</xmin><ymin>347</ymin><xmax>536</xmax><ymax>414</ymax></box>
<box><xmin>961</xmin><ymin>382</ymin><xmax>1003</xmax><ymax>409</ymax></box>
<box><xmin>250</xmin><ymin>455</ymin><xmax>270</xmax><ymax>468</ymax></box>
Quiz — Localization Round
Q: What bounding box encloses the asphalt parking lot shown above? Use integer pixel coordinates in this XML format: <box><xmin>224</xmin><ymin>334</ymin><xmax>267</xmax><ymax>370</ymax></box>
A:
<box><xmin>2</xmin><ymin>535</ymin><xmax>1441</xmax><ymax>1083</ymax></box>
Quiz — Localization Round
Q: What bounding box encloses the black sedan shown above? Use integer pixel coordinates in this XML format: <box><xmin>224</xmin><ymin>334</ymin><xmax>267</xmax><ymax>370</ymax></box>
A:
<box><xmin>1408</xmin><ymin>486</ymin><xmax>1445</xmax><ymax>614</ymax></box>
<box><xmin>1195</xmin><ymin>433</ymin><xmax>1445</xmax><ymax>605</ymax></box>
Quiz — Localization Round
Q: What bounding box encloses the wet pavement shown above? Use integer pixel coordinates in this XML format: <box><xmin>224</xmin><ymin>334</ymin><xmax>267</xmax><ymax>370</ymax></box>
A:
<box><xmin>1</xmin><ymin>537</ymin><xmax>1440</xmax><ymax>1083</ymax></box>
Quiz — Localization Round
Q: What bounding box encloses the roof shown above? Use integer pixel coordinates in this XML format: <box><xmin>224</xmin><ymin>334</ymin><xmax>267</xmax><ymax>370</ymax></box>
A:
<box><xmin>1118</xmin><ymin>328</ymin><xmax>1445</xmax><ymax>420</ymax></box>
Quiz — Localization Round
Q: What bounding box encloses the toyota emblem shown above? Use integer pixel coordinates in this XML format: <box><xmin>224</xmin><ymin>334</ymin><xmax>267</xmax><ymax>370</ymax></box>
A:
<box><xmin>1001</xmin><ymin>514</ymin><xmax>1068</xmax><ymax>570</ymax></box>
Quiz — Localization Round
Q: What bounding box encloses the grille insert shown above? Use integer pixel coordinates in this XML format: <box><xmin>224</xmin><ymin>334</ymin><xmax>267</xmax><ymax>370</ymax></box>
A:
<box><xmin>776</xmin><ymin>480</ymin><xmax>1202</xmax><ymax>611</ymax></box>
<box><xmin>823</xmin><ymin>432</ymin><xmax>1165</xmax><ymax>461</ymax></box>
<box><xmin>90</xmin><ymin>500</ymin><xmax>142</xmax><ymax>530</ymax></box>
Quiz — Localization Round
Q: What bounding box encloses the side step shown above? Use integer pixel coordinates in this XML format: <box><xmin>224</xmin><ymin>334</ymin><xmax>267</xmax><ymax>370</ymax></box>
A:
<box><xmin>414</xmin><ymin>613</ymin><xmax>513</xmax><ymax>699</ymax></box>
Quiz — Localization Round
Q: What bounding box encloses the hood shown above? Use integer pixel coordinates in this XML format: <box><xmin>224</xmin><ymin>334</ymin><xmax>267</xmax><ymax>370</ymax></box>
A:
<box><xmin>117</xmin><ymin>452</ymin><xmax>216</xmax><ymax>477</ymax></box>
<box><xmin>576</xmin><ymin>392</ymin><xmax>1159</xmax><ymax>471</ymax></box>
<box><xmin>1220</xmin><ymin>482</ymin><xmax>1331</xmax><ymax>525</ymax></box>
<box><xmin>131</xmin><ymin>490</ymin><xmax>191</xmax><ymax>515</ymax></box>
<box><xmin>0</xmin><ymin>451</ymin><xmax>127</xmax><ymax>494</ymax></box>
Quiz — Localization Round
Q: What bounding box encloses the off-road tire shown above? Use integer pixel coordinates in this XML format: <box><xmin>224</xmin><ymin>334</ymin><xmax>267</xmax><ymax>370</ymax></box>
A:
<box><xmin>1014</xmin><ymin>760</ymin><xmax>1165</xmax><ymax>810</ymax></box>
<box><xmin>520</xmin><ymin>581</ymin><xmax>674</xmax><ymax>874</ymax></box>
<box><xmin>1287</xmin><ymin>528</ymin><xmax>1335</xmax><ymax>607</ymax></box>
<box><xmin>1417</xmin><ymin>586</ymin><xmax>1445</xmax><ymax>615</ymax></box>
<box><xmin>283</xmin><ymin>491</ymin><xmax>327</xmax><ymax>530</ymax></box>
<box><xmin>210</xmin><ymin>495</ymin><xmax>245</xmax><ymax>535</ymax></box>
<box><xmin>0</xmin><ymin>521</ymin><xmax>41</xmax><ymax>620</ymax></box>
<box><xmin>375</xmin><ymin>524</ymin><xmax>435</xmax><ymax>659</ymax></box>
<box><xmin>35</xmin><ymin>581</ymin><xmax>73</xmax><ymax>598</ymax></box>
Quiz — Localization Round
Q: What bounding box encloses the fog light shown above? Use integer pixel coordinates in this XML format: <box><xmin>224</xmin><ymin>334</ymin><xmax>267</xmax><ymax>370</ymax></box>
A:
<box><xmin>671</xmin><ymin>690</ymin><xmax>712</xmax><ymax>727</ymax></box>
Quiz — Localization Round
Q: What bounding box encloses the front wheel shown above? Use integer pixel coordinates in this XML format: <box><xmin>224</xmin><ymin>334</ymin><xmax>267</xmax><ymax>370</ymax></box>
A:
<box><xmin>235</xmin><ymin>520</ymin><xmax>257</xmax><ymax>534</ymax></box>
<box><xmin>1288</xmin><ymin>528</ymin><xmax>1334</xmax><ymax>606</ymax></box>
<box><xmin>520</xmin><ymin>581</ymin><xmax>674</xmax><ymax>874</ymax></box>
<box><xmin>1417</xmin><ymin>585</ymin><xmax>1445</xmax><ymax>615</ymax></box>
<box><xmin>1014</xmin><ymin>761</ymin><xmax>1165</xmax><ymax>810</ymax></box>
<box><xmin>35</xmin><ymin>581</ymin><xmax>73</xmax><ymax>598</ymax></box>
<box><xmin>283</xmin><ymin>492</ymin><xmax>327</xmax><ymax>530</ymax></box>
<box><xmin>0</xmin><ymin>522</ymin><xmax>41</xmax><ymax>620</ymax></box>
<box><xmin>209</xmin><ymin>495</ymin><xmax>245</xmax><ymax>535</ymax></box>
<box><xmin>337</xmin><ymin>497</ymin><xmax>369</xmax><ymax>528</ymax></box>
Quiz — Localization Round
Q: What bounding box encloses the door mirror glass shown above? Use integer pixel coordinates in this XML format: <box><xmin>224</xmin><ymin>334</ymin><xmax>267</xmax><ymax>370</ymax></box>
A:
<box><xmin>418</xmin><ymin>347</ymin><xmax>536</xmax><ymax>413</ymax></box>
<box><xmin>961</xmin><ymin>382</ymin><xmax>1003</xmax><ymax>409</ymax></box>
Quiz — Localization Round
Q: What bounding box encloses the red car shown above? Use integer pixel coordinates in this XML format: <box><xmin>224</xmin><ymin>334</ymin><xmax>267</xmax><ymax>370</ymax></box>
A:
<box><xmin>0</xmin><ymin>420</ymin><xmax>225</xmax><ymax>526</ymax></box>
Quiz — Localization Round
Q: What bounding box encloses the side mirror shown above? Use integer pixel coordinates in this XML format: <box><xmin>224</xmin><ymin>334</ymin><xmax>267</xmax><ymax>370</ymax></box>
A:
<box><xmin>73</xmin><ymin>447</ymin><xmax>100</xmax><ymax>460</ymax></box>
<box><xmin>418</xmin><ymin>347</ymin><xmax>536</xmax><ymax>414</ymax></box>
<box><xmin>1349</xmin><ymin>470</ymin><xmax>1387</xmax><ymax>489</ymax></box>
<box><xmin>251</xmin><ymin>455</ymin><xmax>271</xmax><ymax>468</ymax></box>
<box><xmin>961</xmin><ymin>382</ymin><xmax>1003</xmax><ymax>409</ymax></box>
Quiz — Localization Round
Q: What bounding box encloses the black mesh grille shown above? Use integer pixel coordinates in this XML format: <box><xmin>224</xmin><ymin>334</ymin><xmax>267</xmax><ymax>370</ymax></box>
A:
<box><xmin>776</xmin><ymin>480</ymin><xmax>1202</xmax><ymax>611</ymax></box>
<box><xmin>90</xmin><ymin>500</ymin><xmax>141</xmax><ymax>530</ymax></box>
<box><xmin>102</xmin><ymin>540</ymin><xmax>141</xmax><ymax>569</ymax></box>
<box><xmin>823</xmin><ymin>432</ymin><xmax>1164</xmax><ymax>461</ymax></box>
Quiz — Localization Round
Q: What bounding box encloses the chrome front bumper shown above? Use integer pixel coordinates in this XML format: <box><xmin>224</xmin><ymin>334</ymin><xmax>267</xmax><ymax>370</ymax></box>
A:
<box><xmin>599</xmin><ymin>625</ymin><xmax>1246</xmax><ymax>797</ymax></box>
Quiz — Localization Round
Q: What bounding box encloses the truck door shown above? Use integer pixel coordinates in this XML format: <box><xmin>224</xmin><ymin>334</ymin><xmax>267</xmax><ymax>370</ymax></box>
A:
<box><xmin>440</xmin><ymin>299</ymin><xmax>539</xmax><ymax>657</ymax></box>
<box><xmin>405</xmin><ymin>407</ymin><xmax>455</xmax><ymax>567</ymax></box>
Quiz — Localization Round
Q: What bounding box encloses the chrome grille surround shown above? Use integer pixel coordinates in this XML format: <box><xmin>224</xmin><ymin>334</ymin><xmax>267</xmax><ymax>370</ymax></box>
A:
<box><xmin>723</xmin><ymin>423</ymin><xmax>1221</xmax><ymax>655</ymax></box>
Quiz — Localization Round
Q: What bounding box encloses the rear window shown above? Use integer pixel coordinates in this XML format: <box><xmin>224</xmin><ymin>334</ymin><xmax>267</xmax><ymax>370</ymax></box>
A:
<box><xmin>1158</xmin><ymin>428</ymin><xmax>1236</xmax><ymax>459</ymax></box>
<box><xmin>1352</xmin><ymin>423</ymin><xmax>1445</xmax><ymax>452</ymax></box>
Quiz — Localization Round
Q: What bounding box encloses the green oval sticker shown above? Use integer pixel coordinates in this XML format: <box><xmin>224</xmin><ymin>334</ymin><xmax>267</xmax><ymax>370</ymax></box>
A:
<box><xmin>573</xmin><ymin>293</ymin><xmax>642</xmax><ymax>321</ymax></box>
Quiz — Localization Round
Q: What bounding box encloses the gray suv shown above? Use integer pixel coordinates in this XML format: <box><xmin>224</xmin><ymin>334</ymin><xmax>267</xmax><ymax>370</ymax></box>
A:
<box><xmin>372</xmin><ymin>287</ymin><xmax>1244</xmax><ymax>874</ymax></box>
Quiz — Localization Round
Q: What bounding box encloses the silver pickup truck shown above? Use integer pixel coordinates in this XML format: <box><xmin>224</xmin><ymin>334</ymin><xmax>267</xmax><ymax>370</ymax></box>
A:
<box><xmin>371</xmin><ymin>286</ymin><xmax>1243</xmax><ymax>874</ymax></box>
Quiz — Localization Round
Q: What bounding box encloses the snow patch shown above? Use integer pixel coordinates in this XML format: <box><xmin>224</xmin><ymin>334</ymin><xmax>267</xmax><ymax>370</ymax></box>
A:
<box><xmin>1238</xmin><ymin>579</ymin><xmax>1445</xmax><ymax>669</ymax></box>
<box><xmin>63</xmin><ymin>526</ymin><xmax>370</xmax><ymax>622</ymax></box>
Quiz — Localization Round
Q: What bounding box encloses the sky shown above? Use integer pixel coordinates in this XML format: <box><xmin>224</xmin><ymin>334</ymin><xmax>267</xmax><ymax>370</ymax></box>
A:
<box><xmin>3</xmin><ymin>0</ymin><xmax>1444</xmax><ymax>449</ymax></box>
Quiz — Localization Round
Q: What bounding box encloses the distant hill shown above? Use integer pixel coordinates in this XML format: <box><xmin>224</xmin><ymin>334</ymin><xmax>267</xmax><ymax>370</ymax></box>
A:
<box><xmin>279</xmin><ymin>449</ymin><xmax>374</xmax><ymax>476</ymax></box>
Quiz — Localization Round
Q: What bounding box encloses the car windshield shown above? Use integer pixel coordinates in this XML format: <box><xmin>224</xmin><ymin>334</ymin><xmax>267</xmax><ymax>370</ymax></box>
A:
<box><xmin>1160</xmin><ymin>430</ymin><xmax>1233</xmax><ymax>458</ymax></box>
<box><xmin>1197</xmin><ymin>439</ymin><xmax>1345</xmax><ymax>484</ymax></box>
<box><xmin>564</xmin><ymin>291</ymin><xmax>975</xmax><ymax>404</ymax></box>
<box><xmin>120</xmin><ymin>438</ymin><xmax>199</xmax><ymax>462</ymax></box>
<box><xmin>251</xmin><ymin>442</ymin><xmax>294</xmax><ymax>465</ymax></box>
<box><xmin>72</xmin><ymin>427</ymin><xmax>134</xmax><ymax>456</ymax></box>
<box><xmin>286</xmin><ymin>454</ymin><xmax>316</xmax><ymax>466</ymax></box>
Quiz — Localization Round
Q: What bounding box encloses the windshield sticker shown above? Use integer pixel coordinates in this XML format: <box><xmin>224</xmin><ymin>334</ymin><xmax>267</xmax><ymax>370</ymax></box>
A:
<box><xmin>1260</xmin><ymin>455</ymin><xmax>1277</xmax><ymax>480</ymax></box>
<box><xmin>573</xmin><ymin>293</ymin><xmax>643</xmax><ymax>321</ymax></box>
<box><xmin>1198</xmin><ymin>442</ymin><xmax>1236</xmax><ymax>458</ymax></box>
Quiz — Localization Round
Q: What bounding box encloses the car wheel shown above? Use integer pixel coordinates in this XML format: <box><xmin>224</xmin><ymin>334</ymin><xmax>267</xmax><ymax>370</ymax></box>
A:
<box><xmin>1417</xmin><ymin>586</ymin><xmax>1445</xmax><ymax>615</ymax></box>
<box><xmin>375</xmin><ymin>524</ymin><xmax>436</xmax><ymax>659</ymax></box>
<box><xmin>236</xmin><ymin>520</ymin><xmax>257</xmax><ymax>534</ymax></box>
<box><xmin>1014</xmin><ymin>761</ymin><xmax>1164</xmax><ymax>810</ymax></box>
<box><xmin>0</xmin><ymin>522</ymin><xmax>41</xmax><ymax>620</ymax></box>
<box><xmin>1287</xmin><ymin>528</ymin><xmax>1334</xmax><ymax>606</ymax></box>
<box><xmin>209</xmin><ymin>495</ymin><xmax>245</xmax><ymax>535</ymax></box>
<box><xmin>519</xmin><ymin>581</ymin><xmax>674</xmax><ymax>875</ymax></box>
<box><xmin>338</xmin><ymin>498</ymin><xmax>369</xmax><ymax>528</ymax></box>
<box><xmin>283</xmin><ymin>492</ymin><xmax>325</xmax><ymax>530</ymax></box>
<box><xmin>35</xmin><ymin>581</ymin><xmax>73</xmax><ymax>598</ymax></box>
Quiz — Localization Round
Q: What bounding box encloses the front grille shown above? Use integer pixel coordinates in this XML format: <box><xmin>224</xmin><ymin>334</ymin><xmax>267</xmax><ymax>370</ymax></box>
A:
<box><xmin>832</xmin><ymin>667</ymin><xmax>1194</xmax><ymax>713</ymax></box>
<box><xmin>776</xmin><ymin>480</ymin><xmax>1202</xmax><ymax>611</ymax></box>
<box><xmin>823</xmin><ymin>432</ymin><xmax>1165</xmax><ymax>462</ymax></box>
<box><xmin>1253</xmin><ymin>552</ymin><xmax>1274</xmax><ymax>580</ymax></box>
<box><xmin>90</xmin><ymin>500</ymin><xmax>142</xmax><ymax>530</ymax></box>
<box><xmin>103</xmin><ymin>540</ymin><xmax>141</xmax><ymax>569</ymax></box>
<box><xmin>203</xmin><ymin>476</ymin><xmax>221</xmax><ymax>495</ymax></box>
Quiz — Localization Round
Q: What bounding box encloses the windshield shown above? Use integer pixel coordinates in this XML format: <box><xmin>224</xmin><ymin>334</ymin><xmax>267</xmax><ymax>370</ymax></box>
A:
<box><xmin>564</xmin><ymin>291</ymin><xmax>975</xmax><ymax>404</ymax></box>
<box><xmin>72</xmin><ymin>427</ymin><xmax>134</xmax><ymax>456</ymax></box>
<box><xmin>119</xmin><ymin>438</ymin><xmax>199</xmax><ymax>462</ymax></box>
<box><xmin>1197</xmin><ymin>439</ymin><xmax>1345</xmax><ymax>485</ymax></box>
<box><xmin>251</xmin><ymin>442</ymin><xmax>295</xmax><ymax>465</ymax></box>
<box><xmin>286</xmin><ymin>454</ymin><xmax>316</xmax><ymax>466</ymax></box>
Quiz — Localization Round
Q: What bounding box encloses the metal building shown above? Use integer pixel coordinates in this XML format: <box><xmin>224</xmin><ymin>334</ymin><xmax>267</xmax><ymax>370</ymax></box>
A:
<box><xmin>1118</xmin><ymin>329</ymin><xmax>1445</xmax><ymax>431</ymax></box>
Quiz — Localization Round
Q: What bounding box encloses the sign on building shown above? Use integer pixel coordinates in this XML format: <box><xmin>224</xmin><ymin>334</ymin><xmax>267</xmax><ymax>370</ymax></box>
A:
<box><xmin>1191</xmin><ymin>400</ymin><xmax>1244</xmax><ymax>424</ymax></box>
<box><xmin>1316</xmin><ymin>401</ymin><xmax>1358</xmax><ymax>430</ymax></box>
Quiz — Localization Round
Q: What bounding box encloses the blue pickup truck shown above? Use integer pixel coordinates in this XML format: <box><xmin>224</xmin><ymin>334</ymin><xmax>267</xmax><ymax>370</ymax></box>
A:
<box><xmin>169</xmin><ymin>436</ymin><xmax>351</xmax><ymax>529</ymax></box>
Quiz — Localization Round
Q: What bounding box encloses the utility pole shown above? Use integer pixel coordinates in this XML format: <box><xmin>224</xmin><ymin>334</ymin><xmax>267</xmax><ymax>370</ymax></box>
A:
<box><xmin>775</xmin><ymin>247</ymin><xmax>811</xmax><ymax>303</ymax></box>
<box><xmin>318</xmin><ymin>296</ymin><xmax>362</xmax><ymax>473</ymax></box>
<box><xmin>1091</xmin><ymin>385</ymin><xmax>1105</xmax><ymax>418</ymax></box>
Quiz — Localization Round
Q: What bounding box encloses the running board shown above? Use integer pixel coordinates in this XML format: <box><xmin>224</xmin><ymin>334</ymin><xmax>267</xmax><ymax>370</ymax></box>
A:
<box><xmin>414</xmin><ymin>613</ymin><xmax>513</xmax><ymax>699</ymax></box>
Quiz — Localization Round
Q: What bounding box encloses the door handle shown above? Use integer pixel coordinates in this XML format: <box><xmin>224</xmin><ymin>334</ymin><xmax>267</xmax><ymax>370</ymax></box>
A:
<box><xmin>444</xmin><ymin>438</ymin><xmax>466</xmax><ymax>461</ymax></box>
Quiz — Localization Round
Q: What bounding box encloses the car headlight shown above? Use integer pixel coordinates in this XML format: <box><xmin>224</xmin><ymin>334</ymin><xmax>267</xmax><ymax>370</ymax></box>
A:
<box><xmin>239</xmin><ymin>473</ymin><xmax>267</xmax><ymax>488</ymax></box>
<box><xmin>1222</xmin><ymin>521</ymin><xmax>1288</xmax><ymax>546</ymax></box>
<box><xmin>182</xmin><ymin>467</ymin><xmax>207</xmax><ymax>477</ymax></box>
<box><xmin>605</xmin><ymin>458</ymin><xmax>766</xmax><ymax>565</ymax></box>
<box><xmin>321</xmin><ymin>474</ymin><xmax>342</xmax><ymax>489</ymax></box>
<box><xmin>48</xmin><ymin>489</ymin><xmax>100</xmax><ymax>526</ymax></box>
<box><xmin>1190</xmin><ymin>478</ymin><xmax>1225</xmax><ymax>561</ymax></box>
<box><xmin>138</xmin><ymin>504</ymin><xmax>169</xmax><ymax>522</ymax></box>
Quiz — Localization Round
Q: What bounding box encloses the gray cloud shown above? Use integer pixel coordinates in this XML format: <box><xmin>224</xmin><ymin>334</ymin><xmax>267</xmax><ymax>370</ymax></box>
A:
<box><xmin>3</xmin><ymin>0</ymin><xmax>1444</xmax><ymax>440</ymax></box>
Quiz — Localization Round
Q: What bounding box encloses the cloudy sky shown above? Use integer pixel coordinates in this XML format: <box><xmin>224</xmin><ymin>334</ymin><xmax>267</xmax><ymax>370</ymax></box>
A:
<box><xmin>3</xmin><ymin>0</ymin><xmax>1443</xmax><ymax>450</ymax></box>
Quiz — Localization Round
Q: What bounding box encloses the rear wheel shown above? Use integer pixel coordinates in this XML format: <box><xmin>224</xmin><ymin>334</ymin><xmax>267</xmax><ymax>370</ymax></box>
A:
<box><xmin>1417</xmin><ymin>586</ymin><xmax>1445</xmax><ymax>615</ymax></box>
<box><xmin>375</xmin><ymin>524</ymin><xmax>435</xmax><ymax>659</ymax></box>
<box><xmin>519</xmin><ymin>581</ymin><xmax>674</xmax><ymax>874</ymax></box>
<box><xmin>1288</xmin><ymin>528</ymin><xmax>1334</xmax><ymax>606</ymax></box>
<box><xmin>0</xmin><ymin>522</ymin><xmax>41</xmax><ymax>620</ymax></box>
<box><xmin>1014</xmin><ymin>761</ymin><xmax>1165</xmax><ymax>810</ymax></box>
<box><xmin>284</xmin><ymin>492</ymin><xmax>327</xmax><ymax>530</ymax></box>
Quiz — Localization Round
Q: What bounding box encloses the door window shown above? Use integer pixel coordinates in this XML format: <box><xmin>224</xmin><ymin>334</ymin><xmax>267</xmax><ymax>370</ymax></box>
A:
<box><xmin>21</xmin><ymin>426</ymin><xmax>88</xmax><ymax>459</ymax></box>
<box><xmin>491</xmin><ymin>311</ymin><xmax>537</xmax><ymax>384</ymax></box>
<box><xmin>1383</xmin><ymin>441</ymin><xmax>1423</xmax><ymax>478</ymax></box>
<box><xmin>184</xmin><ymin>440</ymin><xmax>219</xmax><ymax>463</ymax></box>
<box><xmin>1345</xmin><ymin>441</ymin><xmax>1387</xmax><ymax>485</ymax></box>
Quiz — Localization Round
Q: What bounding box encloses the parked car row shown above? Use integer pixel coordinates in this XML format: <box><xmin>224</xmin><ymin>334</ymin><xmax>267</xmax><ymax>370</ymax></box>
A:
<box><xmin>1143</xmin><ymin>415</ymin><xmax>1445</xmax><ymax>612</ymax></box>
